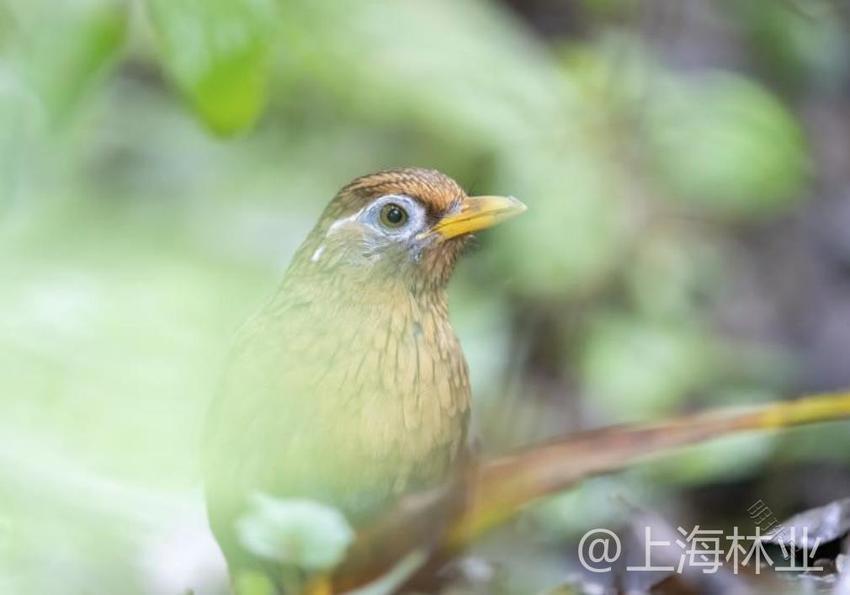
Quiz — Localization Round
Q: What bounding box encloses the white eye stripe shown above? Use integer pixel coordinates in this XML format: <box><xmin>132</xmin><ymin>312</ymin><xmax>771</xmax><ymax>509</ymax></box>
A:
<box><xmin>323</xmin><ymin>195</ymin><xmax>425</xmax><ymax>244</ymax></box>
<box><xmin>326</xmin><ymin>207</ymin><xmax>365</xmax><ymax>236</ymax></box>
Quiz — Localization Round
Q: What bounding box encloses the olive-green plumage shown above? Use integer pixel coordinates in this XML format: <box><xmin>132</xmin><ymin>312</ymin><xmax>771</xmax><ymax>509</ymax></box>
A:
<box><xmin>203</xmin><ymin>168</ymin><xmax>524</xmax><ymax>588</ymax></box>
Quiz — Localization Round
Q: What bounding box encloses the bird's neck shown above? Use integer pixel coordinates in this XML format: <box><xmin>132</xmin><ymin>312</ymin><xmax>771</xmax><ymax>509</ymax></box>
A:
<box><xmin>281</xmin><ymin>254</ymin><xmax>452</xmax><ymax>313</ymax></box>
<box><xmin>276</xmin><ymin>275</ymin><xmax>449</xmax><ymax>330</ymax></box>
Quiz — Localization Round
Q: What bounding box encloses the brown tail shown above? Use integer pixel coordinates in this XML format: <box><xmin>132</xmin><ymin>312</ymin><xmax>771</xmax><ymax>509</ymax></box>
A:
<box><xmin>333</xmin><ymin>391</ymin><xmax>850</xmax><ymax>591</ymax></box>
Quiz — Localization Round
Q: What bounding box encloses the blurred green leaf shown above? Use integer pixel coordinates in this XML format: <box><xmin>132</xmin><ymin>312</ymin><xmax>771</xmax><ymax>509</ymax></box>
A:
<box><xmin>9</xmin><ymin>0</ymin><xmax>127</xmax><ymax>126</ymax></box>
<box><xmin>738</xmin><ymin>0</ymin><xmax>850</xmax><ymax>91</ymax></box>
<box><xmin>524</xmin><ymin>475</ymin><xmax>656</xmax><ymax>540</ymax></box>
<box><xmin>646</xmin><ymin>72</ymin><xmax>809</xmax><ymax>217</ymax></box>
<box><xmin>145</xmin><ymin>0</ymin><xmax>279</xmax><ymax>135</ymax></box>
<box><xmin>274</xmin><ymin>0</ymin><xmax>573</xmax><ymax>144</ymax></box>
<box><xmin>236</xmin><ymin>494</ymin><xmax>354</xmax><ymax>570</ymax></box>
<box><xmin>0</xmin><ymin>67</ymin><xmax>33</xmax><ymax>206</ymax></box>
<box><xmin>626</xmin><ymin>232</ymin><xmax>725</xmax><ymax>321</ymax></box>
<box><xmin>0</xmin><ymin>3</ymin><xmax>14</xmax><ymax>48</ymax></box>
<box><xmin>234</xmin><ymin>571</ymin><xmax>276</xmax><ymax>595</ymax></box>
<box><xmin>580</xmin><ymin>316</ymin><xmax>715</xmax><ymax>421</ymax></box>
<box><xmin>652</xmin><ymin>432</ymin><xmax>777</xmax><ymax>484</ymax></box>
<box><xmin>488</xmin><ymin>144</ymin><xmax>631</xmax><ymax>296</ymax></box>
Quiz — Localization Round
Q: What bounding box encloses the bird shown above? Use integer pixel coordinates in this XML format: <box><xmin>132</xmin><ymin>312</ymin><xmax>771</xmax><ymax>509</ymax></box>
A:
<box><xmin>203</xmin><ymin>168</ymin><xmax>526</xmax><ymax>592</ymax></box>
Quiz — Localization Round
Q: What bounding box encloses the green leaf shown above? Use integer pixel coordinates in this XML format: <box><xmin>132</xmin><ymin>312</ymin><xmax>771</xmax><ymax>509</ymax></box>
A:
<box><xmin>233</xmin><ymin>571</ymin><xmax>276</xmax><ymax>595</ymax></box>
<box><xmin>738</xmin><ymin>0</ymin><xmax>849</xmax><ymax>91</ymax></box>
<box><xmin>145</xmin><ymin>0</ymin><xmax>279</xmax><ymax>135</ymax></box>
<box><xmin>486</xmin><ymin>143</ymin><xmax>630</xmax><ymax>296</ymax></box>
<box><xmin>655</xmin><ymin>433</ymin><xmax>778</xmax><ymax>484</ymax></box>
<box><xmin>236</xmin><ymin>494</ymin><xmax>354</xmax><ymax>571</ymax></box>
<box><xmin>9</xmin><ymin>0</ymin><xmax>127</xmax><ymax>126</ymax></box>
<box><xmin>646</xmin><ymin>72</ymin><xmax>809</xmax><ymax>217</ymax></box>
<box><xmin>0</xmin><ymin>68</ymin><xmax>31</xmax><ymax>205</ymax></box>
<box><xmin>580</xmin><ymin>316</ymin><xmax>714</xmax><ymax>421</ymax></box>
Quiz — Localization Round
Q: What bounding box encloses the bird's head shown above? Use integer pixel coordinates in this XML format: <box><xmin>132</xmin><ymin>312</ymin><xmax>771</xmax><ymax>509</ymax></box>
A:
<box><xmin>293</xmin><ymin>168</ymin><xmax>526</xmax><ymax>293</ymax></box>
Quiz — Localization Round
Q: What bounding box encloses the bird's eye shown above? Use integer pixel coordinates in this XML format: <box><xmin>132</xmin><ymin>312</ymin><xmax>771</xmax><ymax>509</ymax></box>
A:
<box><xmin>379</xmin><ymin>203</ymin><xmax>409</xmax><ymax>229</ymax></box>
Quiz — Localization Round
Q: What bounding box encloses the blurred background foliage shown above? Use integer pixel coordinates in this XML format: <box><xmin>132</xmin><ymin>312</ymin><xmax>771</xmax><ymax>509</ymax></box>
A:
<box><xmin>1</xmin><ymin>0</ymin><xmax>849</xmax><ymax>593</ymax></box>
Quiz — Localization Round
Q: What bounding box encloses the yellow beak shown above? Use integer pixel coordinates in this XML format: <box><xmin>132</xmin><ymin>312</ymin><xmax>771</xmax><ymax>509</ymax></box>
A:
<box><xmin>432</xmin><ymin>195</ymin><xmax>527</xmax><ymax>240</ymax></box>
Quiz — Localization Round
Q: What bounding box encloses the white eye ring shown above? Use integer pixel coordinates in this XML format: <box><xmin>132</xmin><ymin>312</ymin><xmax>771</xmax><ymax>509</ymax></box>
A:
<box><xmin>367</xmin><ymin>194</ymin><xmax>425</xmax><ymax>237</ymax></box>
